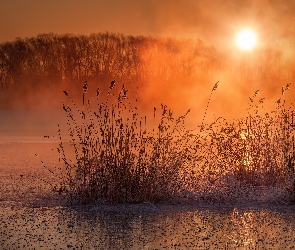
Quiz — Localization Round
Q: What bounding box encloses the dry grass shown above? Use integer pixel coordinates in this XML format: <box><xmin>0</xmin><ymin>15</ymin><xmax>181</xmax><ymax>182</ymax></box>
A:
<box><xmin>58</xmin><ymin>81</ymin><xmax>196</xmax><ymax>204</ymax></box>
<box><xmin>193</xmin><ymin>83</ymin><xmax>295</xmax><ymax>204</ymax></box>
<box><xmin>56</xmin><ymin>81</ymin><xmax>295</xmax><ymax>205</ymax></box>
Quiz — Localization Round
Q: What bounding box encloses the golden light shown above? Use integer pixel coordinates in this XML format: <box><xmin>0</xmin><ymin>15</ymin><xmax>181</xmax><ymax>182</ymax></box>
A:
<box><xmin>236</xmin><ymin>30</ymin><xmax>256</xmax><ymax>50</ymax></box>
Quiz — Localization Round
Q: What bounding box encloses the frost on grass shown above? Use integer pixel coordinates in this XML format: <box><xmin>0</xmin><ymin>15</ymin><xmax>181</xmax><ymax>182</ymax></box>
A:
<box><xmin>55</xmin><ymin>81</ymin><xmax>295</xmax><ymax>205</ymax></box>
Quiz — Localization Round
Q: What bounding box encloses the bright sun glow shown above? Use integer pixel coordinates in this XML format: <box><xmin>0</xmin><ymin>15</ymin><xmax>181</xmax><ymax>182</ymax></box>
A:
<box><xmin>236</xmin><ymin>30</ymin><xmax>256</xmax><ymax>50</ymax></box>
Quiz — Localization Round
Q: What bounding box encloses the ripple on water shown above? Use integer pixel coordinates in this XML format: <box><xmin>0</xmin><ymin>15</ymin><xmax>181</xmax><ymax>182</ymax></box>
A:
<box><xmin>1</xmin><ymin>203</ymin><xmax>295</xmax><ymax>249</ymax></box>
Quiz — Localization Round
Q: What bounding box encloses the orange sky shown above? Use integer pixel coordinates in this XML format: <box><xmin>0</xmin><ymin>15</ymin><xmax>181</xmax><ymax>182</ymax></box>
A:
<box><xmin>1</xmin><ymin>0</ymin><xmax>295</xmax><ymax>48</ymax></box>
<box><xmin>1</xmin><ymin>0</ymin><xmax>295</xmax><ymax>129</ymax></box>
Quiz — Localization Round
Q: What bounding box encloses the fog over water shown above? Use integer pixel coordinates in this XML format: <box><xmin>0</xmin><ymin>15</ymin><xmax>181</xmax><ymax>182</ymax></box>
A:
<box><xmin>1</xmin><ymin>0</ymin><xmax>295</xmax><ymax>129</ymax></box>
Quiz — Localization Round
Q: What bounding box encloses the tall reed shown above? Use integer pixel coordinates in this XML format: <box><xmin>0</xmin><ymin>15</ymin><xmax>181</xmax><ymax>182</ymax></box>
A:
<box><xmin>56</xmin><ymin>81</ymin><xmax>295</xmax><ymax>205</ymax></box>
<box><xmin>193</xmin><ymin>83</ymin><xmax>295</xmax><ymax>203</ymax></box>
<box><xmin>59</xmin><ymin>81</ymin><xmax>196</xmax><ymax>204</ymax></box>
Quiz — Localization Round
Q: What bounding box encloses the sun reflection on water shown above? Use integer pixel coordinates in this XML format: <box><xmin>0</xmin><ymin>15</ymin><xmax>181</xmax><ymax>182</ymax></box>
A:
<box><xmin>229</xmin><ymin>208</ymin><xmax>256</xmax><ymax>247</ymax></box>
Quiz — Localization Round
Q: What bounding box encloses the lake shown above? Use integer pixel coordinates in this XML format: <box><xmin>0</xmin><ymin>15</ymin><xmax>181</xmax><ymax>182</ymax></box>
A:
<box><xmin>1</xmin><ymin>130</ymin><xmax>295</xmax><ymax>249</ymax></box>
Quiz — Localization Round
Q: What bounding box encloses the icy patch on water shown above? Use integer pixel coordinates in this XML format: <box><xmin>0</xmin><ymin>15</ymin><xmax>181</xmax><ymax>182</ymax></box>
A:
<box><xmin>180</xmin><ymin>172</ymin><xmax>295</xmax><ymax>206</ymax></box>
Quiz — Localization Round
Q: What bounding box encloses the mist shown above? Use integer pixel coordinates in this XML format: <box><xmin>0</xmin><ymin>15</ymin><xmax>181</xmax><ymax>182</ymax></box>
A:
<box><xmin>1</xmin><ymin>0</ymin><xmax>295</xmax><ymax>130</ymax></box>
<box><xmin>1</xmin><ymin>33</ymin><xmax>295</xmax><ymax>131</ymax></box>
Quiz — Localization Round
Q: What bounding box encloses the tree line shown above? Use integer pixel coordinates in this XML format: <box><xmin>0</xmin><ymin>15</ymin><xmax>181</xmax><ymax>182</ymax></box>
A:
<box><xmin>0</xmin><ymin>33</ymin><xmax>222</xmax><ymax>89</ymax></box>
<box><xmin>0</xmin><ymin>32</ymin><xmax>294</xmax><ymax>108</ymax></box>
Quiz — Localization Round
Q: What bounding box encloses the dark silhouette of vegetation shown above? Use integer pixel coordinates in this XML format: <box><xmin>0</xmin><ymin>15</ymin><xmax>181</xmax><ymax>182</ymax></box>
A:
<box><xmin>1</xmin><ymin>32</ymin><xmax>294</xmax><ymax>109</ymax></box>
<box><xmin>0</xmin><ymin>33</ymin><xmax>221</xmax><ymax>108</ymax></box>
<box><xmin>0</xmin><ymin>33</ymin><xmax>220</xmax><ymax>86</ymax></box>
<box><xmin>53</xmin><ymin>81</ymin><xmax>295</xmax><ymax>205</ymax></box>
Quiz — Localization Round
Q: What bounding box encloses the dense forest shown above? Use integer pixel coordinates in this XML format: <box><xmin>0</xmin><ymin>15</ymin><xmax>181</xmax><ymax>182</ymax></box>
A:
<box><xmin>0</xmin><ymin>32</ymin><xmax>294</xmax><ymax>111</ymax></box>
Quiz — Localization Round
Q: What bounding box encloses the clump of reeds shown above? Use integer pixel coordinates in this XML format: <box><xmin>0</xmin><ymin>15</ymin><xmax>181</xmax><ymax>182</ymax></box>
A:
<box><xmin>58</xmin><ymin>81</ymin><xmax>196</xmax><ymax>204</ymax></box>
<box><xmin>56</xmin><ymin>80</ymin><xmax>295</xmax><ymax>205</ymax></box>
<box><xmin>193</xmin><ymin>82</ymin><xmax>295</xmax><ymax>204</ymax></box>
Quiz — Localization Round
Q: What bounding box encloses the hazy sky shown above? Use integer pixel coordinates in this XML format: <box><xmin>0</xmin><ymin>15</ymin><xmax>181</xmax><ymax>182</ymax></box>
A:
<box><xmin>1</xmin><ymin>0</ymin><xmax>295</xmax><ymax>48</ymax></box>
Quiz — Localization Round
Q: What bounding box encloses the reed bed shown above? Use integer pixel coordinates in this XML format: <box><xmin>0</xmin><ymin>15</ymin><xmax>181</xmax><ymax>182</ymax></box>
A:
<box><xmin>193</xmin><ymin>83</ymin><xmax>295</xmax><ymax>204</ymax></box>
<box><xmin>57</xmin><ymin>81</ymin><xmax>197</xmax><ymax>204</ymax></box>
<box><xmin>56</xmin><ymin>81</ymin><xmax>295</xmax><ymax>205</ymax></box>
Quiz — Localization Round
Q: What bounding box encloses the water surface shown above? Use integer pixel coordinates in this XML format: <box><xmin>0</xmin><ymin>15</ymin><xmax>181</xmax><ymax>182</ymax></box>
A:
<box><xmin>1</xmin><ymin>133</ymin><xmax>295</xmax><ymax>249</ymax></box>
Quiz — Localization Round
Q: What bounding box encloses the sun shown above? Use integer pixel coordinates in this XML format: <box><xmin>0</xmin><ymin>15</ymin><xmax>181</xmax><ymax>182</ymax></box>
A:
<box><xmin>236</xmin><ymin>30</ymin><xmax>256</xmax><ymax>50</ymax></box>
